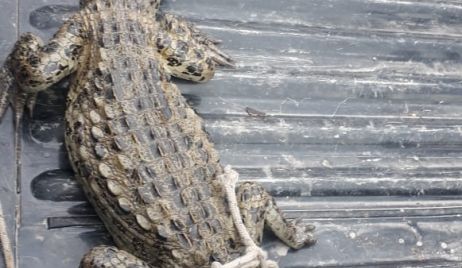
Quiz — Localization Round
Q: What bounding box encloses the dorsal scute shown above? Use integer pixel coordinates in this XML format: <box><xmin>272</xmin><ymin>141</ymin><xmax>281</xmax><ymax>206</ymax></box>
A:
<box><xmin>79</xmin><ymin>0</ymin><xmax>161</xmax><ymax>11</ymax></box>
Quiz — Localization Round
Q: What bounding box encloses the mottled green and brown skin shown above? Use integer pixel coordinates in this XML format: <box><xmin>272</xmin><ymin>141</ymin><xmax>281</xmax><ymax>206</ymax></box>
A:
<box><xmin>0</xmin><ymin>0</ymin><xmax>315</xmax><ymax>267</ymax></box>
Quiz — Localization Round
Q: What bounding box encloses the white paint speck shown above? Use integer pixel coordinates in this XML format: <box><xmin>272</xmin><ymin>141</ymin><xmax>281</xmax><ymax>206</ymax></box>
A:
<box><xmin>398</xmin><ymin>238</ymin><xmax>405</xmax><ymax>244</ymax></box>
<box><xmin>321</xmin><ymin>160</ymin><xmax>332</xmax><ymax>168</ymax></box>
<box><xmin>273</xmin><ymin>243</ymin><xmax>290</xmax><ymax>257</ymax></box>
<box><xmin>348</xmin><ymin>231</ymin><xmax>356</xmax><ymax>239</ymax></box>
<box><xmin>441</xmin><ymin>242</ymin><xmax>448</xmax><ymax>249</ymax></box>
<box><xmin>416</xmin><ymin>241</ymin><xmax>423</xmax><ymax>247</ymax></box>
<box><xmin>35</xmin><ymin>235</ymin><xmax>45</xmax><ymax>242</ymax></box>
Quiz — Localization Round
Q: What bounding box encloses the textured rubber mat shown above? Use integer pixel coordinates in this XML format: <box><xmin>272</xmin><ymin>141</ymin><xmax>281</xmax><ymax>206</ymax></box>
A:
<box><xmin>1</xmin><ymin>0</ymin><xmax>462</xmax><ymax>267</ymax></box>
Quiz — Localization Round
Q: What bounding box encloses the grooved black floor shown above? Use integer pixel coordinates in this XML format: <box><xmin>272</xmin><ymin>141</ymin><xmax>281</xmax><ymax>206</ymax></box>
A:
<box><xmin>1</xmin><ymin>0</ymin><xmax>462</xmax><ymax>267</ymax></box>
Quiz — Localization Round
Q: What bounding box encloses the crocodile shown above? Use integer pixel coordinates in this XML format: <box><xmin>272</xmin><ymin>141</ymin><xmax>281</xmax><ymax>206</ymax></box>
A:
<box><xmin>0</xmin><ymin>0</ymin><xmax>316</xmax><ymax>267</ymax></box>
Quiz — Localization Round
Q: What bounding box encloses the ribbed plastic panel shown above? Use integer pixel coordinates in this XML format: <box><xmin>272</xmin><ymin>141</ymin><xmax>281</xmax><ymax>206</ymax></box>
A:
<box><xmin>1</xmin><ymin>0</ymin><xmax>462</xmax><ymax>267</ymax></box>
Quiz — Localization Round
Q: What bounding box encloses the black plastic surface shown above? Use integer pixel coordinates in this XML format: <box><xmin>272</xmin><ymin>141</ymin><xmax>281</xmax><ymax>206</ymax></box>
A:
<box><xmin>1</xmin><ymin>0</ymin><xmax>462</xmax><ymax>267</ymax></box>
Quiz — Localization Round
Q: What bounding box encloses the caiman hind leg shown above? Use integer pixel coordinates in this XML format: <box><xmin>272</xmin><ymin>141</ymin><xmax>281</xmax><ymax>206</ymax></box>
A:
<box><xmin>154</xmin><ymin>12</ymin><xmax>234</xmax><ymax>82</ymax></box>
<box><xmin>237</xmin><ymin>182</ymin><xmax>316</xmax><ymax>250</ymax></box>
<box><xmin>80</xmin><ymin>246</ymin><xmax>152</xmax><ymax>268</ymax></box>
<box><xmin>214</xmin><ymin>167</ymin><xmax>315</xmax><ymax>268</ymax></box>
<box><xmin>215</xmin><ymin>167</ymin><xmax>278</xmax><ymax>268</ymax></box>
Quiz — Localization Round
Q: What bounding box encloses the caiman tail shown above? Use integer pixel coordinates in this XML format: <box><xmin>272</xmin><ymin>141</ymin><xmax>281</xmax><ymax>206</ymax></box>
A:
<box><xmin>0</xmin><ymin>67</ymin><xmax>16</xmax><ymax>268</ymax></box>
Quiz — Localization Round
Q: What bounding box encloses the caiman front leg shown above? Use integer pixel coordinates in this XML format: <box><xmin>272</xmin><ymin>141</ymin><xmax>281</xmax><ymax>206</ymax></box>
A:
<box><xmin>2</xmin><ymin>13</ymin><xmax>85</xmax><ymax>121</ymax></box>
<box><xmin>0</xmin><ymin>13</ymin><xmax>86</xmax><ymax>195</ymax></box>
<box><xmin>154</xmin><ymin>12</ymin><xmax>234</xmax><ymax>82</ymax></box>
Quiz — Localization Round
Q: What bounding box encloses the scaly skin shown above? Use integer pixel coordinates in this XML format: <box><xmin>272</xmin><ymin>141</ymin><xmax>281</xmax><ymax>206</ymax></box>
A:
<box><xmin>0</xmin><ymin>0</ymin><xmax>316</xmax><ymax>267</ymax></box>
